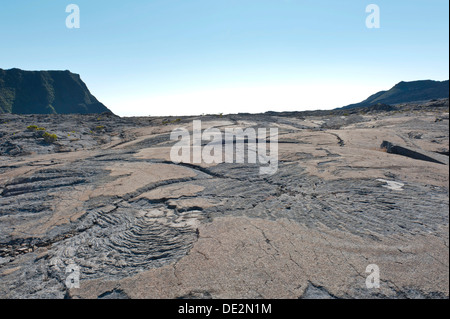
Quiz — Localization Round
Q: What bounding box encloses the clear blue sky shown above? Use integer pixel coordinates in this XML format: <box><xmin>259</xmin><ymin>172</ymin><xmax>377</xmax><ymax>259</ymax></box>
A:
<box><xmin>1</xmin><ymin>0</ymin><xmax>448</xmax><ymax>116</ymax></box>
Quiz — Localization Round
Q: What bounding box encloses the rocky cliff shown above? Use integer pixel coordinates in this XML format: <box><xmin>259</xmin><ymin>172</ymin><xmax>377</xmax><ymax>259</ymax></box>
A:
<box><xmin>342</xmin><ymin>80</ymin><xmax>449</xmax><ymax>109</ymax></box>
<box><xmin>0</xmin><ymin>68</ymin><xmax>111</xmax><ymax>115</ymax></box>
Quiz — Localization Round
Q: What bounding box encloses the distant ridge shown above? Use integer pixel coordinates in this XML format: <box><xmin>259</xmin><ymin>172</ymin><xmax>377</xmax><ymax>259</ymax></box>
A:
<box><xmin>0</xmin><ymin>68</ymin><xmax>112</xmax><ymax>115</ymax></box>
<box><xmin>341</xmin><ymin>80</ymin><xmax>449</xmax><ymax>109</ymax></box>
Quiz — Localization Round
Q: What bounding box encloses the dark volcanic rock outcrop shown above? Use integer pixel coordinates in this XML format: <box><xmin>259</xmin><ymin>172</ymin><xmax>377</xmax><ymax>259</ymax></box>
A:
<box><xmin>0</xmin><ymin>68</ymin><xmax>111</xmax><ymax>115</ymax></box>
<box><xmin>381</xmin><ymin>140</ymin><xmax>447</xmax><ymax>165</ymax></box>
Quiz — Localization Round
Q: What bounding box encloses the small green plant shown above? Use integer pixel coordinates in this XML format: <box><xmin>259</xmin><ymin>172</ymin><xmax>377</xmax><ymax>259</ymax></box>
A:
<box><xmin>27</xmin><ymin>125</ymin><xmax>46</xmax><ymax>132</ymax></box>
<box><xmin>42</xmin><ymin>132</ymin><xmax>58</xmax><ymax>143</ymax></box>
<box><xmin>162</xmin><ymin>118</ymin><xmax>182</xmax><ymax>125</ymax></box>
<box><xmin>95</xmin><ymin>125</ymin><xmax>105</xmax><ymax>131</ymax></box>
<box><xmin>27</xmin><ymin>125</ymin><xmax>38</xmax><ymax>131</ymax></box>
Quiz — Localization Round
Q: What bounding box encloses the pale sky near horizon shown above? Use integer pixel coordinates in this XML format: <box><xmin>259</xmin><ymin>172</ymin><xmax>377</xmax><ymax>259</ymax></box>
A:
<box><xmin>0</xmin><ymin>0</ymin><xmax>448</xmax><ymax>116</ymax></box>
